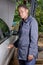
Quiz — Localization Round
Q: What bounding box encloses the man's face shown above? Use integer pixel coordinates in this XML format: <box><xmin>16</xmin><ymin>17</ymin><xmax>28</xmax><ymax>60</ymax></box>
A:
<box><xmin>18</xmin><ymin>7</ymin><xmax>28</xmax><ymax>19</ymax></box>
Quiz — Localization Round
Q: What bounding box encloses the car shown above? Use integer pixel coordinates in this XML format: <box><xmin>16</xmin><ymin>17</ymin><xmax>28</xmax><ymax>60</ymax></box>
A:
<box><xmin>0</xmin><ymin>19</ymin><xmax>18</xmax><ymax>65</ymax></box>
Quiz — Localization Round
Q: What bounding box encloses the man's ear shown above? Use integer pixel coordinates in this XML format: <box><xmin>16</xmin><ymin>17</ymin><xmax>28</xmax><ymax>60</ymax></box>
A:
<box><xmin>26</xmin><ymin>9</ymin><xmax>28</xmax><ymax>13</ymax></box>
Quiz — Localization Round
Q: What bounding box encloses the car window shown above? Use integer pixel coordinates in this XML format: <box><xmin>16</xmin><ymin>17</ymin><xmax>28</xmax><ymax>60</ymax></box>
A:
<box><xmin>0</xmin><ymin>18</ymin><xmax>10</xmax><ymax>42</ymax></box>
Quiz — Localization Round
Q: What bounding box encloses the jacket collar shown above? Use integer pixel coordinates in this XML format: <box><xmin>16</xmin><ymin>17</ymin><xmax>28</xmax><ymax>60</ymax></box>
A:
<box><xmin>22</xmin><ymin>15</ymin><xmax>31</xmax><ymax>23</ymax></box>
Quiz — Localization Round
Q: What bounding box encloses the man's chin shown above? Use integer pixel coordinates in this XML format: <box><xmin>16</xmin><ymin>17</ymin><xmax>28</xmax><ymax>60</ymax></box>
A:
<box><xmin>21</xmin><ymin>16</ymin><xmax>24</xmax><ymax>18</ymax></box>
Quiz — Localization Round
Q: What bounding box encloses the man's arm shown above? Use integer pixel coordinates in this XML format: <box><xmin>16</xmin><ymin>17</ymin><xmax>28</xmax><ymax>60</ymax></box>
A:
<box><xmin>28</xmin><ymin>18</ymin><xmax>38</xmax><ymax>60</ymax></box>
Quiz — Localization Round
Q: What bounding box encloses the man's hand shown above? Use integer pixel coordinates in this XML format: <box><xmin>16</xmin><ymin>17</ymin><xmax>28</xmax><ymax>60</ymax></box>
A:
<box><xmin>7</xmin><ymin>44</ymin><xmax>14</xmax><ymax>49</ymax></box>
<box><xmin>28</xmin><ymin>55</ymin><xmax>34</xmax><ymax>61</ymax></box>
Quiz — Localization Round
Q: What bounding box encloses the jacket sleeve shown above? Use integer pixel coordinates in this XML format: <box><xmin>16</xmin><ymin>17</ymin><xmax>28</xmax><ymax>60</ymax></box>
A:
<box><xmin>13</xmin><ymin>25</ymin><xmax>20</xmax><ymax>48</ymax></box>
<box><xmin>29</xmin><ymin>18</ymin><xmax>38</xmax><ymax>58</ymax></box>
<box><xmin>13</xmin><ymin>21</ymin><xmax>22</xmax><ymax>48</ymax></box>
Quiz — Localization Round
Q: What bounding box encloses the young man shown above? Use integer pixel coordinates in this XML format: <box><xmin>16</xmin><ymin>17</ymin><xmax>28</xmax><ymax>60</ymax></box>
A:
<box><xmin>8</xmin><ymin>4</ymin><xmax>38</xmax><ymax>65</ymax></box>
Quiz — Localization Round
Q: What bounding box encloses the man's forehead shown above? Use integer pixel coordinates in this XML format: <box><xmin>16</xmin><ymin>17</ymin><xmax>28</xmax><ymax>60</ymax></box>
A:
<box><xmin>19</xmin><ymin>7</ymin><xmax>26</xmax><ymax>10</ymax></box>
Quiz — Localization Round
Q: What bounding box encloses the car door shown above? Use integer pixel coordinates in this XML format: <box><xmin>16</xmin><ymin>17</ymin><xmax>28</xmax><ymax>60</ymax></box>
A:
<box><xmin>0</xmin><ymin>19</ymin><xmax>18</xmax><ymax>65</ymax></box>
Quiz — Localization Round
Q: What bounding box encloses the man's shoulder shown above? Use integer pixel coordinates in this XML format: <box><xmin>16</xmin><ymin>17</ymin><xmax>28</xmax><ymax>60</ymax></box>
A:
<box><xmin>30</xmin><ymin>15</ymin><xmax>38</xmax><ymax>25</ymax></box>
<box><xmin>29</xmin><ymin>15</ymin><xmax>36</xmax><ymax>21</ymax></box>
